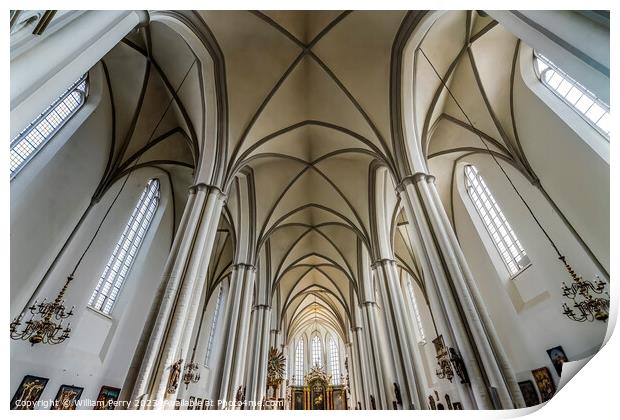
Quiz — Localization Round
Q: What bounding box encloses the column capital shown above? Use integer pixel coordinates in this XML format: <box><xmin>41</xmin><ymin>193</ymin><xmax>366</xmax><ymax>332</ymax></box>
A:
<box><xmin>361</xmin><ymin>300</ymin><xmax>377</xmax><ymax>307</ymax></box>
<box><xmin>232</xmin><ymin>262</ymin><xmax>256</xmax><ymax>271</ymax></box>
<box><xmin>396</xmin><ymin>172</ymin><xmax>433</xmax><ymax>193</ymax></box>
<box><xmin>188</xmin><ymin>183</ymin><xmax>226</xmax><ymax>199</ymax></box>
<box><xmin>370</xmin><ymin>258</ymin><xmax>397</xmax><ymax>269</ymax></box>
<box><xmin>253</xmin><ymin>303</ymin><xmax>271</xmax><ymax>310</ymax></box>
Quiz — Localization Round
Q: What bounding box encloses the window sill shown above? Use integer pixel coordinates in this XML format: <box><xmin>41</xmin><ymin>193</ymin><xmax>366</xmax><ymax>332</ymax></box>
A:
<box><xmin>86</xmin><ymin>305</ymin><xmax>113</xmax><ymax>321</ymax></box>
<box><xmin>509</xmin><ymin>263</ymin><xmax>532</xmax><ymax>281</ymax></box>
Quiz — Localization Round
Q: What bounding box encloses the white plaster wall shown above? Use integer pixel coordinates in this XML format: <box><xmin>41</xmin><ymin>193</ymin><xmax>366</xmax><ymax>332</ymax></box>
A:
<box><xmin>10</xmin><ymin>63</ymin><xmax>109</xmax><ymax>315</ymax></box>
<box><xmin>10</xmin><ymin>165</ymin><xmax>176</xmax><ymax>409</ymax></box>
<box><xmin>451</xmin><ymin>156</ymin><xmax>606</xmax><ymax>390</ymax></box>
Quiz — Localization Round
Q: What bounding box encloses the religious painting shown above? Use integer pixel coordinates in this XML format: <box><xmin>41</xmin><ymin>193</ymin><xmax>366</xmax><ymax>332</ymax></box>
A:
<box><xmin>293</xmin><ymin>390</ymin><xmax>304</xmax><ymax>410</ymax></box>
<box><xmin>532</xmin><ymin>367</ymin><xmax>555</xmax><ymax>402</ymax></box>
<box><xmin>51</xmin><ymin>384</ymin><xmax>83</xmax><ymax>410</ymax></box>
<box><xmin>311</xmin><ymin>384</ymin><xmax>325</xmax><ymax>410</ymax></box>
<box><xmin>445</xmin><ymin>394</ymin><xmax>452</xmax><ymax>410</ymax></box>
<box><xmin>546</xmin><ymin>346</ymin><xmax>569</xmax><ymax>376</ymax></box>
<box><xmin>452</xmin><ymin>402</ymin><xmax>463</xmax><ymax>410</ymax></box>
<box><xmin>10</xmin><ymin>375</ymin><xmax>49</xmax><ymax>410</ymax></box>
<box><xmin>333</xmin><ymin>389</ymin><xmax>346</xmax><ymax>410</ymax></box>
<box><xmin>94</xmin><ymin>386</ymin><xmax>121</xmax><ymax>410</ymax></box>
<box><xmin>518</xmin><ymin>380</ymin><xmax>540</xmax><ymax>407</ymax></box>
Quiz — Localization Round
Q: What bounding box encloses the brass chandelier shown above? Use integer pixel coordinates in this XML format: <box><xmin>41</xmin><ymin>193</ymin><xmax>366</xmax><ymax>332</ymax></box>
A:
<box><xmin>10</xmin><ymin>275</ymin><xmax>75</xmax><ymax>345</ymax></box>
<box><xmin>560</xmin><ymin>256</ymin><xmax>609</xmax><ymax>322</ymax></box>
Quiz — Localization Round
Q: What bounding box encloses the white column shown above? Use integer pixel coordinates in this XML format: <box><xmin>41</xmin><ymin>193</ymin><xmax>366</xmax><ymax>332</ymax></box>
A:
<box><xmin>218</xmin><ymin>264</ymin><xmax>256</xmax><ymax>406</ymax></box>
<box><xmin>373</xmin><ymin>259</ymin><xmax>423</xmax><ymax>409</ymax></box>
<box><xmin>423</xmin><ymin>176</ymin><xmax>524</xmax><ymax>408</ymax></box>
<box><xmin>122</xmin><ymin>188</ymin><xmax>196</xmax><ymax>407</ymax></box>
<box><xmin>149</xmin><ymin>186</ymin><xmax>225</xmax><ymax>408</ymax></box>
<box><xmin>398</xmin><ymin>175</ymin><xmax>489</xmax><ymax>409</ymax></box>
<box><xmin>129</xmin><ymin>185</ymin><xmax>207</xmax><ymax>408</ymax></box>
<box><xmin>11</xmin><ymin>10</ymin><xmax>149</xmax><ymax>138</ymax></box>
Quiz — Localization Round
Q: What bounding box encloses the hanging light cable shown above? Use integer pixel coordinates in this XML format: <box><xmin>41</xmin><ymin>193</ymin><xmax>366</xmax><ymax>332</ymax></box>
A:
<box><xmin>10</xmin><ymin>56</ymin><xmax>198</xmax><ymax>345</ymax></box>
<box><xmin>418</xmin><ymin>47</ymin><xmax>609</xmax><ymax>323</ymax></box>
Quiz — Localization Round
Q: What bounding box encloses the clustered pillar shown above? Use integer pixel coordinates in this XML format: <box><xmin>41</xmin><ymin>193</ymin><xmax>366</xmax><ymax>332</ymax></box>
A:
<box><xmin>397</xmin><ymin>173</ymin><xmax>524</xmax><ymax>409</ymax></box>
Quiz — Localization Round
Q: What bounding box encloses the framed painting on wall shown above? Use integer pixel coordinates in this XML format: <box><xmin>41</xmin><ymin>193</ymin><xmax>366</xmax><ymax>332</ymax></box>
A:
<box><xmin>518</xmin><ymin>380</ymin><xmax>540</xmax><ymax>407</ymax></box>
<box><xmin>532</xmin><ymin>367</ymin><xmax>555</xmax><ymax>402</ymax></box>
<box><xmin>51</xmin><ymin>384</ymin><xmax>83</xmax><ymax>410</ymax></box>
<box><xmin>94</xmin><ymin>386</ymin><xmax>121</xmax><ymax>410</ymax></box>
<box><xmin>546</xmin><ymin>346</ymin><xmax>569</xmax><ymax>376</ymax></box>
<box><xmin>10</xmin><ymin>375</ymin><xmax>49</xmax><ymax>410</ymax></box>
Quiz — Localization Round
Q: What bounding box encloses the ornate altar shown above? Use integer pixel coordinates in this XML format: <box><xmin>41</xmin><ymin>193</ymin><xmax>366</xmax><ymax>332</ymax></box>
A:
<box><xmin>289</xmin><ymin>366</ymin><xmax>348</xmax><ymax>410</ymax></box>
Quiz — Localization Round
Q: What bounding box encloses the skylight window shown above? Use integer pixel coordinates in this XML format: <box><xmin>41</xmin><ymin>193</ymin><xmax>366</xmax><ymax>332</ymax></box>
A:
<box><xmin>10</xmin><ymin>75</ymin><xmax>88</xmax><ymax>177</ymax></box>
<box><xmin>535</xmin><ymin>52</ymin><xmax>609</xmax><ymax>138</ymax></box>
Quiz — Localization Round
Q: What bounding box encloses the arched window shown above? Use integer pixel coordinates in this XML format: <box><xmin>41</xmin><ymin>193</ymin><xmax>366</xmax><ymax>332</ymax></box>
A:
<box><xmin>88</xmin><ymin>178</ymin><xmax>160</xmax><ymax>315</ymax></box>
<box><xmin>464</xmin><ymin>165</ymin><xmax>530</xmax><ymax>276</ymax></box>
<box><xmin>406</xmin><ymin>281</ymin><xmax>426</xmax><ymax>344</ymax></box>
<box><xmin>10</xmin><ymin>74</ymin><xmax>89</xmax><ymax>178</ymax></box>
<box><xmin>295</xmin><ymin>338</ymin><xmax>304</xmax><ymax>385</ymax></box>
<box><xmin>328</xmin><ymin>337</ymin><xmax>341</xmax><ymax>385</ymax></box>
<box><xmin>204</xmin><ymin>284</ymin><xmax>224</xmax><ymax>367</ymax></box>
<box><xmin>534</xmin><ymin>52</ymin><xmax>609</xmax><ymax>138</ymax></box>
<box><xmin>311</xmin><ymin>335</ymin><xmax>322</xmax><ymax>367</ymax></box>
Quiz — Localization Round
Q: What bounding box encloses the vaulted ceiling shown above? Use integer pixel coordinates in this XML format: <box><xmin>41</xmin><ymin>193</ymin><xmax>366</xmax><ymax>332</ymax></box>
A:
<box><xmin>103</xmin><ymin>10</ymin><xmax>606</xmax><ymax>345</ymax></box>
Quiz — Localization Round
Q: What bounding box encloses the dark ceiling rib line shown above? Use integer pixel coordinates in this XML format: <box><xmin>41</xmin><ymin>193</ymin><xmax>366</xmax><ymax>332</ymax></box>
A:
<box><xmin>437</xmin><ymin>113</ymin><xmax>512</xmax><ymax>156</ymax></box>
<box><xmin>98</xmin><ymin>57</ymin><xmax>151</xmax><ymax>197</ymax></box>
<box><xmin>286</xmin><ymin>295</ymin><xmax>347</xmax><ymax>342</ymax></box>
<box><xmin>226</xmin><ymin>9</ymin><xmax>355</xmax><ymax>174</ymax></box>
<box><xmin>285</xmin><ymin>287</ymin><xmax>349</xmax><ymax>331</ymax></box>
<box><xmin>249</xmin><ymin>11</ymin><xmax>306</xmax><ymax>49</ymax></box>
<box><xmin>225</xmin><ymin>50</ymin><xmax>306</xmax><ymax>177</ymax></box>
<box><xmin>273</xmin><ymin>252</ymin><xmax>357</xmax><ymax>298</ymax></box>
<box><xmin>117</xmin><ymin>127</ymin><xmax>192</xmax><ymax>173</ymax></box>
<box><xmin>120</xmin><ymin>37</ymin><xmax>200</xmax><ymax>164</ymax></box>
<box><xmin>228</xmin><ymin>120</ymin><xmax>390</xmax><ymax>183</ymax></box>
<box><xmin>307</xmin><ymin>11</ymin><xmax>352</xmax><ymax>49</ymax></box>
<box><xmin>271</xmin><ymin>226</ymin><xmax>353</xmax><ymax>284</ymax></box>
<box><xmin>466</xmin><ymin>47</ymin><xmax>524</xmax><ymax>166</ymax></box>
<box><xmin>421</xmin><ymin>45</ymin><xmax>468</xmax><ymax>158</ymax></box>
<box><xmin>284</xmin><ymin>272</ymin><xmax>349</xmax><ymax>317</ymax></box>
<box><xmin>508</xmin><ymin>39</ymin><xmax>537</xmax><ymax>179</ymax></box>
<box><xmin>228</xmin><ymin>10</ymin><xmax>396</xmax><ymax>182</ymax></box>
<box><xmin>259</xmin><ymin>203</ymin><xmax>371</xmax><ymax>252</ymax></box>
<box><xmin>108</xmin><ymin>160</ymin><xmax>194</xmax><ymax>187</ymax></box>
<box><xmin>150</xmin><ymin>58</ymin><xmax>200</xmax><ymax>160</ymax></box>
<box><xmin>465</xmin><ymin>11</ymin><xmax>472</xmax><ymax>43</ymax></box>
<box><xmin>93</xmin><ymin>60</ymin><xmax>118</xmax><ymax>201</ymax></box>
<box><xmin>246</xmin><ymin>153</ymin><xmax>372</xmax><ymax>248</ymax></box>
<box><xmin>308</xmin><ymin>50</ymin><xmax>397</xmax><ymax>170</ymax></box>
<box><xmin>469</xmin><ymin>20</ymin><xmax>499</xmax><ymax>43</ymax></box>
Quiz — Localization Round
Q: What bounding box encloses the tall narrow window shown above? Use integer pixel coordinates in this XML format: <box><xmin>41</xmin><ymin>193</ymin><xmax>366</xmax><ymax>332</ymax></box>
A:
<box><xmin>311</xmin><ymin>335</ymin><xmax>322</xmax><ymax>367</ymax></box>
<box><xmin>295</xmin><ymin>338</ymin><xmax>304</xmax><ymax>385</ymax></box>
<box><xmin>88</xmin><ymin>179</ymin><xmax>160</xmax><ymax>315</ymax></box>
<box><xmin>465</xmin><ymin>165</ymin><xmax>529</xmax><ymax>276</ymax></box>
<box><xmin>10</xmin><ymin>74</ymin><xmax>89</xmax><ymax>178</ymax></box>
<box><xmin>204</xmin><ymin>284</ymin><xmax>224</xmax><ymax>367</ymax></box>
<box><xmin>534</xmin><ymin>52</ymin><xmax>609</xmax><ymax>138</ymax></box>
<box><xmin>328</xmin><ymin>337</ymin><xmax>341</xmax><ymax>384</ymax></box>
<box><xmin>406</xmin><ymin>281</ymin><xmax>426</xmax><ymax>344</ymax></box>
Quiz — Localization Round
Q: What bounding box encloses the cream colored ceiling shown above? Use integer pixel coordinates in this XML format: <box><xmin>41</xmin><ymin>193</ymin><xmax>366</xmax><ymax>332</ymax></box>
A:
<box><xmin>111</xmin><ymin>10</ymin><xmax>590</xmax><ymax>344</ymax></box>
